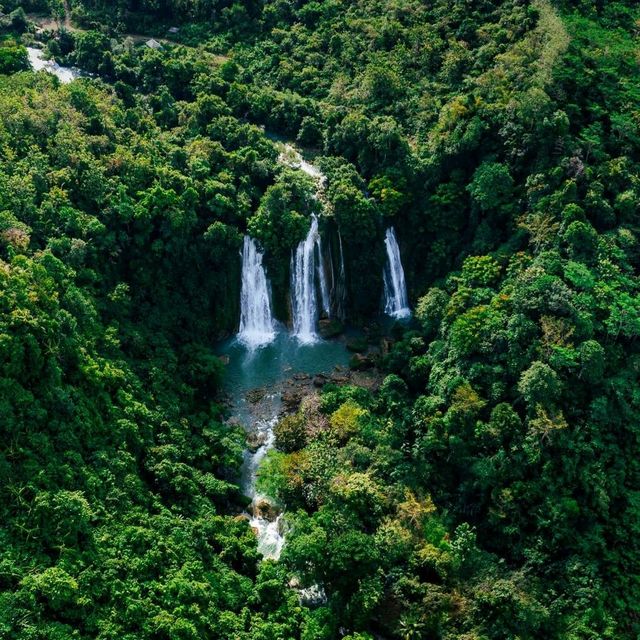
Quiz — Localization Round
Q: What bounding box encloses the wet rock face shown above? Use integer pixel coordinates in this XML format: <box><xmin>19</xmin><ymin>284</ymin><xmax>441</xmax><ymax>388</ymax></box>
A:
<box><xmin>318</xmin><ymin>318</ymin><xmax>344</xmax><ymax>339</ymax></box>
<box><xmin>313</xmin><ymin>374</ymin><xmax>328</xmax><ymax>388</ymax></box>
<box><xmin>350</xmin><ymin>353</ymin><xmax>375</xmax><ymax>370</ymax></box>
<box><xmin>288</xmin><ymin>578</ymin><xmax>328</xmax><ymax>607</ymax></box>
<box><xmin>282</xmin><ymin>388</ymin><xmax>303</xmax><ymax>411</ymax></box>
<box><xmin>234</xmin><ymin>514</ymin><xmax>251</xmax><ymax>523</ymax></box>
<box><xmin>246</xmin><ymin>430</ymin><xmax>268</xmax><ymax>452</ymax></box>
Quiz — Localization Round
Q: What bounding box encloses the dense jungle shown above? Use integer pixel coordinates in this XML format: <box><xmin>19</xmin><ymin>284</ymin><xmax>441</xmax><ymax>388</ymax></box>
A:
<box><xmin>0</xmin><ymin>0</ymin><xmax>639</xmax><ymax>638</ymax></box>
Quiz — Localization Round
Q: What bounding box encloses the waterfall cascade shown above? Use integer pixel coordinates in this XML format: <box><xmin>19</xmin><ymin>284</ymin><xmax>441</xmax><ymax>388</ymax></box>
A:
<box><xmin>328</xmin><ymin>230</ymin><xmax>347</xmax><ymax>320</ymax></box>
<box><xmin>280</xmin><ymin>143</ymin><xmax>347</xmax><ymax>332</ymax></box>
<box><xmin>27</xmin><ymin>47</ymin><xmax>83</xmax><ymax>83</ymax></box>
<box><xmin>336</xmin><ymin>231</ymin><xmax>347</xmax><ymax>320</ymax></box>
<box><xmin>291</xmin><ymin>215</ymin><xmax>323</xmax><ymax>343</ymax></box>
<box><xmin>242</xmin><ymin>408</ymin><xmax>285</xmax><ymax>560</ymax></box>
<box><xmin>238</xmin><ymin>236</ymin><xmax>275</xmax><ymax>347</ymax></box>
<box><xmin>383</xmin><ymin>227</ymin><xmax>411</xmax><ymax>318</ymax></box>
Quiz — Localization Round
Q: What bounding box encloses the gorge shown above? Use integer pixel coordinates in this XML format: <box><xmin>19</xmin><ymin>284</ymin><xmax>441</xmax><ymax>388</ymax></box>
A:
<box><xmin>231</xmin><ymin>173</ymin><xmax>412</xmax><ymax>559</ymax></box>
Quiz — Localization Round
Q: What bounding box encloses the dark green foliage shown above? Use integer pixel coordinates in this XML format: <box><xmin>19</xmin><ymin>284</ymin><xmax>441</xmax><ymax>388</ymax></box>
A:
<box><xmin>274</xmin><ymin>413</ymin><xmax>307</xmax><ymax>453</ymax></box>
<box><xmin>0</xmin><ymin>38</ymin><xmax>28</xmax><ymax>73</ymax></box>
<box><xmin>0</xmin><ymin>68</ymin><xmax>296</xmax><ymax>637</ymax></box>
<box><xmin>0</xmin><ymin>0</ymin><xmax>639</xmax><ymax>638</ymax></box>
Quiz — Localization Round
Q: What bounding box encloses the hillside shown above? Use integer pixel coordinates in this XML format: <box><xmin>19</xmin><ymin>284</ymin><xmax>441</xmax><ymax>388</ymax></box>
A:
<box><xmin>0</xmin><ymin>1</ymin><xmax>639</xmax><ymax>638</ymax></box>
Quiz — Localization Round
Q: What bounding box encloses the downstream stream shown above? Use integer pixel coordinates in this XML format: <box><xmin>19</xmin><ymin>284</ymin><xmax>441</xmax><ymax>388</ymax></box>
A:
<box><xmin>219</xmin><ymin>332</ymin><xmax>351</xmax><ymax>559</ymax></box>
<box><xmin>26</xmin><ymin>46</ymin><xmax>84</xmax><ymax>83</ymax></box>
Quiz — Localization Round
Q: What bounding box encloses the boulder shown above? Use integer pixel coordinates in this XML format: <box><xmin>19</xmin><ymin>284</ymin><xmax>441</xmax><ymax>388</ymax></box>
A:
<box><xmin>282</xmin><ymin>389</ymin><xmax>303</xmax><ymax>411</ymax></box>
<box><xmin>318</xmin><ymin>318</ymin><xmax>344</xmax><ymax>339</ymax></box>
<box><xmin>234</xmin><ymin>514</ymin><xmax>250</xmax><ymax>523</ymax></box>
<box><xmin>246</xmin><ymin>388</ymin><xmax>265</xmax><ymax>404</ymax></box>
<box><xmin>329</xmin><ymin>372</ymin><xmax>350</xmax><ymax>385</ymax></box>
<box><xmin>349</xmin><ymin>353</ymin><xmax>374</xmax><ymax>371</ymax></box>
<box><xmin>246</xmin><ymin>431</ymin><xmax>267</xmax><ymax>452</ymax></box>
<box><xmin>313</xmin><ymin>374</ymin><xmax>328</xmax><ymax>388</ymax></box>
<box><xmin>254</xmin><ymin>499</ymin><xmax>281</xmax><ymax>522</ymax></box>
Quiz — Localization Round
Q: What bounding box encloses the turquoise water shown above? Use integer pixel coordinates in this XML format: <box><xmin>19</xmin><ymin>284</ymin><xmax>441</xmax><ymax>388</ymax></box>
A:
<box><xmin>217</xmin><ymin>329</ymin><xmax>352</xmax><ymax>399</ymax></box>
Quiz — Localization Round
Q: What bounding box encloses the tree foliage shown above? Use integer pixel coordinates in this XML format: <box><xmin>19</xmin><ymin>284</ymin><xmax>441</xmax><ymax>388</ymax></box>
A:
<box><xmin>0</xmin><ymin>0</ymin><xmax>639</xmax><ymax>638</ymax></box>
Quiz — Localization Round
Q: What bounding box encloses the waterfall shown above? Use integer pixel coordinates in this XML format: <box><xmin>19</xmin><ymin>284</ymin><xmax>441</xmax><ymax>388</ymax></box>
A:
<box><xmin>279</xmin><ymin>143</ymin><xmax>337</xmax><ymax>329</ymax></box>
<box><xmin>316</xmin><ymin>233</ymin><xmax>330</xmax><ymax>316</ymax></box>
<box><xmin>291</xmin><ymin>215</ymin><xmax>322</xmax><ymax>343</ymax></box>
<box><xmin>238</xmin><ymin>236</ymin><xmax>275</xmax><ymax>347</ymax></box>
<box><xmin>383</xmin><ymin>227</ymin><xmax>411</xmax><ymax>318</ymax></box>
<box><xmin>338</xmin><ymin>231</ymin><xmax>346</xmax><ymax>283</ymax></box>
<box><xmin>328</xmin><ymin>239</ymin><xmax>335</xmax><ymax>295</ymax></box>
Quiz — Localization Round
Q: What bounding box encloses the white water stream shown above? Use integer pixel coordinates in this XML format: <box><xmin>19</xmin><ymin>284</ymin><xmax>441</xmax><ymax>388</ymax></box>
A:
<box><xmin>240</xmin><ymin>401</ymin><xmax>285</xmax><ymax>560</ymax></box>
<box><xmin>278</xmin><ymin>143</ymin><xmax>326</xmax><ymax>185</ymax></box>
<box><xmin>223</xmin><ymin>335</ymin><xmax>352</xmax><ymax>561</ymax></box>
<box><xmin>27</xmin><ymin>46</ymin><xmax>83</xmax><ymax>83</ymax></box>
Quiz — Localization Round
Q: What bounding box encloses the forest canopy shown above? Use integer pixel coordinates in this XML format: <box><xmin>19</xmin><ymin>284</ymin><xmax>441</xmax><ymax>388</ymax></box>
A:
<box><xmin>0</xmin><ymin>0</ymin><xmax>639</xmax><ymax>638</ymax></box>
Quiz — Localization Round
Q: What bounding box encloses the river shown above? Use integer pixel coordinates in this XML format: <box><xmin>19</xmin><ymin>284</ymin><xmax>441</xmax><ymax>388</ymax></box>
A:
<box><xmin>218</xmin><ymin>330</ymin><xmax>352</xmax><ymax>559</ymax></box>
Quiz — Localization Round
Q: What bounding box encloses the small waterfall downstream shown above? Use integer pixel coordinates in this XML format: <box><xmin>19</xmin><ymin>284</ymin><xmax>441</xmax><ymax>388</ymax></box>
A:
<box><xmin>27</xmin><ymin>47</ymin><xmax>83</xmax><ymax>83</ymax></box>
<box><xmin>240</xmin><ymin>395</ymin><xmax>285</xmax><ymax>560</ymax></box>
<box><xmin>238</xmin><ymin>236</ymin><xmax>276</xmax><ymax>348</ymax></box>
<box><xmin>383</xmin><ymin>227</ymin><xmax>411</xmax><ymax>318</ymax></box>
<box><xmin>291</xmin><ymin>215</ymin><xmax>323</xmax><ymax>343</ymax></box>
